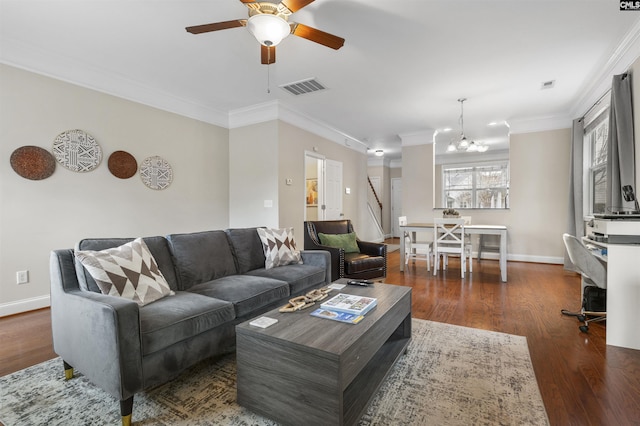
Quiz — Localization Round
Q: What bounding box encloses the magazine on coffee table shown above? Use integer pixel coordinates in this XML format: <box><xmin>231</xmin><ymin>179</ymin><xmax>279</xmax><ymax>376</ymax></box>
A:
<box><xmin>320</xmin><ymin>293</ymin><xmax>377</xmax><ymax>316</ymax></box>
<box><xmin>310</xmin><ymin>308</ymin><xmax>365</xmax><ymax>324</ymax></box>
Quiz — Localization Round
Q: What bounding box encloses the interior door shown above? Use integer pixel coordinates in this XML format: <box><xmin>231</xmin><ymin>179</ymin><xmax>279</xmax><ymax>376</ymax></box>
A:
<box><xmin>325</xmin><ymin>159</ymin><xmax>343</xmax><ymax>220</ymax></box>
<box><xmin>305</xmin><ymin>153</ymin><xmax>324</xmax><ymax>221</ymax></box>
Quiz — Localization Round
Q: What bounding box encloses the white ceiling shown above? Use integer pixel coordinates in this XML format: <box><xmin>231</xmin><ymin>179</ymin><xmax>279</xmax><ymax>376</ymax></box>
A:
<box><xmin>2</xmin><ymin>0</ymin><xmax>640</xmax><ymax>160</ymax></box>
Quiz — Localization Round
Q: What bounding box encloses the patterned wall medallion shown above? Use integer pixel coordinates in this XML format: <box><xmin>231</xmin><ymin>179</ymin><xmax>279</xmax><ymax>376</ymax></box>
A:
<box><xmin>52</xmin><ymin>129</ymin><xmax>102</xmax><ymax>172</ymax></box>
<box><xmin>108</xmin><ymin>151</ymin><xmax>138</xmax><ymax>179</ymax></box>
<box><xmin>140</xmin><ymin>156</ymin><xmax>173</xmax><ymax>190</ymax></box>
<box><xmin>10</xmin><ymin>146</ymin><xmax>56</xmax><ymax>180</ymax></box>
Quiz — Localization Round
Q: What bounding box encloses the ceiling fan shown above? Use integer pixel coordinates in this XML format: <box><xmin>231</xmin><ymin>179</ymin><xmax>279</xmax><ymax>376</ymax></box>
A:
<box><xmin>186</xmin><ymin>0</ymin><xmax>345</xmax><ymax>64</ymax></box>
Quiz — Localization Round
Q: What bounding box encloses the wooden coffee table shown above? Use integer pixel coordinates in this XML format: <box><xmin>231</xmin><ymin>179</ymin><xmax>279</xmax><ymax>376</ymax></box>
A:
<box><xmin>236</xmin><ymin>281</ymin><xmax>412</xmax><ymax>426</ymax></box>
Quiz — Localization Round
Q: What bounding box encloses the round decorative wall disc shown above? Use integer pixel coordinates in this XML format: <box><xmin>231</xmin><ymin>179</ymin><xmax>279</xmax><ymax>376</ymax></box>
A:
<box><xmin>140</xmin><ymin>156</ymin><xmax>173</xmax><ymax>190</ymax></box>
<box><xmin>10</xmin><ymin>146</ymin><xmax>56</xmax><ymax>180</ymax></box>
<box><xmin>52</xmin><ymin>129</ymin><xmax>102</xmax><ymax>172</ymax></box>
<box><xmin>108</xmin><ymin>151</ymin><xmax>138</xmax><ymax>179</ymax></box>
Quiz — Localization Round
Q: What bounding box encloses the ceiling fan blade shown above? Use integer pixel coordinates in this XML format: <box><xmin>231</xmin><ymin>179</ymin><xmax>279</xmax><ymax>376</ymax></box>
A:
<box><xmin>291</xmin><ymin>23</ymin><xmax>344</xmax><ymax>50</ymax></box>
<box><xmin>185</xmin><ymin>19</ymin><xmax>247</xmax><ymax>34</ymax></box>
<box><xmin>261</xmin><ymin>45</ymin><xmax>276</xmax><ymax>64</ymax></box>
<box><xmin>281</xmin><ymin>0</ymin><xmax>315</xmax><ymax>13</ymax></box>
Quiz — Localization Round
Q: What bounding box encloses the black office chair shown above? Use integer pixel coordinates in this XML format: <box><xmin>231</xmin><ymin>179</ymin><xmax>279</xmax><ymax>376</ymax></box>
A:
<box><xmin>561</xmin><ymin>233</ymin><xmax>607</xmax><ymax>333</ymax></box>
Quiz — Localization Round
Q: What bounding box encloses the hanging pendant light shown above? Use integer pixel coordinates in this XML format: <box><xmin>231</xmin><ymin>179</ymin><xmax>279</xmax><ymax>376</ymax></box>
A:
<box><xmin>445</xmin><ymin>98</ymin><xmax>489</xmax><ymax>153</ymax></box>
<box><xmin>458</xmin><ymin>98</ymin><xmax>470</xmax><ymax>148</ymax></box>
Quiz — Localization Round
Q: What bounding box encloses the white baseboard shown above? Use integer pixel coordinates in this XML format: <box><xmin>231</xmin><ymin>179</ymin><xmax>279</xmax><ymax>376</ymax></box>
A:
<box><xmin>0</xmin><ymin>253</ymin><xmax>564</xmax><ymax>317</ymax></box>
<box><xmin>476</xmin><ymin>252</ymin><xmax>564</xmax><ymax>264</ymax></box>
<box><xmin>0</xmin><ymin>295</ymin><xmax>50</xmax><ymax>317</ymax></box>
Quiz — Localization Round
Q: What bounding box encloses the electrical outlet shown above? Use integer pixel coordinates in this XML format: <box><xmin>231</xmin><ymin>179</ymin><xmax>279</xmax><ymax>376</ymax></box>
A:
<box><xmin>17</xmin><ymin>270</ymin><xmax>29</xmax><ymax>284</ymax></box>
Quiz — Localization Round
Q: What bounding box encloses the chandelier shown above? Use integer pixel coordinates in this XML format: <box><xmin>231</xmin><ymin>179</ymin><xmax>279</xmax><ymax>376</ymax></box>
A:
<box><xmin>446</xmin><ymin>98</ymin><xmax>488</xmax><ymax>153</ymax></box>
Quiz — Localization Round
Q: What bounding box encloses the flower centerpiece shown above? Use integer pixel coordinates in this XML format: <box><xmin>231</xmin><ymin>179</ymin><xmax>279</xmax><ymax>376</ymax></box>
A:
<box><xmin>443</xmin><ymin>208</ymin><xmax>460</xmax><ymax>218</ymax></box>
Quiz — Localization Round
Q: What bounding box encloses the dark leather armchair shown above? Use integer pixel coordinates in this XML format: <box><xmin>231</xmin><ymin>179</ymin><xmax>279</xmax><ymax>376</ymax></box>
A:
<box><xmin>304</xmin><ymin>220</ymin><xmax>387</xmax><ymax>281</ymax></box>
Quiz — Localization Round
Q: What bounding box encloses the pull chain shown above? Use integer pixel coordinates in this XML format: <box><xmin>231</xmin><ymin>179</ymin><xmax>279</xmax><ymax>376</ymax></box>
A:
<box><xmin>267</xmin><ymin>62</ymin><xmax>270</xmax><ymax>94</ymax></box>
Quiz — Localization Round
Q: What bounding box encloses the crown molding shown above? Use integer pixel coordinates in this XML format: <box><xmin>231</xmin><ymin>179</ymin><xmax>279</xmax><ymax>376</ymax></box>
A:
<box><xmin>398</xmin><ymin>130</ymin><xmax>435</xmax><ymax>146</ymax></box>
<box><xmin>571</xmin><ymin>18</ymin><xmax>640</xmax><ymax>118</ymax></box>
<box><xmin>508</xmin><ymin>114</ymin><xmax>572</xmax><ymax>134</ymax></box>
<box><xmin>0</xmin><ymin>37</ymin><xmax>228</xmax><ymax>127</ymax></box>
<box><xmin>277</xmin><ymin>102</ymin><xmax>367</xmax><ymax>154</ymax></box>
<box><xmin>228</xmin><ymin>100</ymin><xmax>367</xmax><ymax>155</ymax></box>
<box><xmin>228</xmin><ymin>100</ymin><xmax>280</xmax><ymax>128</ymax></box>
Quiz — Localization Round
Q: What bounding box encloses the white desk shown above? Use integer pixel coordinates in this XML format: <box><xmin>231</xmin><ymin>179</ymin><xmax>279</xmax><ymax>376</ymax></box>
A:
<box><xmin>582</xmin><ymin>237</ymin><xmax>640</xmax><ymax>350</ymax></box>
<box><xmin>400</xmin><ymin>223</ymin><xmax>508</xmax><ymax>282</ymax></box>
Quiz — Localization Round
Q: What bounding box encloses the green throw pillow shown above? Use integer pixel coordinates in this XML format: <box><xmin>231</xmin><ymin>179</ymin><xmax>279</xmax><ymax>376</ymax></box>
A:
<box><xmin>318</xmin><ymin>232</ymin><xmax>360</xmax><ymax>253</ymax></box>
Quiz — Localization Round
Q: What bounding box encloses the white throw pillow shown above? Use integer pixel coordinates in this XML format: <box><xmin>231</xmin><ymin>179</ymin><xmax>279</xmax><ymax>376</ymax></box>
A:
<box><xmin>257</xmin><ymin>227</ymin><xmax>303</xmax><ymax>270</ymax></box>
<box><xmin>75</xmin><ymin>237</ymin><xmax>174</xmax><ymax>306</ymax></box>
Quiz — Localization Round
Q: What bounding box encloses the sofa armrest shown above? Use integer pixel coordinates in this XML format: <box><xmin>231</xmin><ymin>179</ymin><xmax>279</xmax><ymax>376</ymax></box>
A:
<box><xmin>300</xmin><ymin>250</ymin><xmax>332</xmax><ymax>285</ymax></box>
<box><xmin>302</xmin><ymin>244</ymin><xmax>343</xmax><ymax>282</ymax></box>
<box><xmin>50</xmin><ymin>250</ymin><xmax>143</xmax><ymax>401</ymax></box>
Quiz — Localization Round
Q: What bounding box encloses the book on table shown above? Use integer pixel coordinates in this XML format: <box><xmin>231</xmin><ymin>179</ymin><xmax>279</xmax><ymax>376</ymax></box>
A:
<box><xmin>310</xmin><ymin>308</ymin><xmax>365</xmax><ymax>324</ymax></box>
<box><xmin>320</xmin><ymin>293</ymin><xmax>377</xmax><ymax>316</ymax></box>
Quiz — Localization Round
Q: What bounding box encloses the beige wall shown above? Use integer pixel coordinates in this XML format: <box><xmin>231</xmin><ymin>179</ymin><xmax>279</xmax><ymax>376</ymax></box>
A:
<box><xmin>401</xmin><ymin>144</ymin><xmax>436</xmax><ymax>222</ymax></box>
<box><xmin>229</xmin><ymin>121</ymin><xmax>279</xmax><ymax>229</ymax></box>
<box><xmin>0</xmin><ymin>64</ymin><xmax>230</xmax><ymax>314</ymax></box>
<box><xmin>278</xmin><ymin>121</ymin><xmax>369</xmax><ymax>241</ymax></box>
<box><xmin>401</xmin><ymin>129</ymin><xmax>572</xmax><ymax>262</ymax></box>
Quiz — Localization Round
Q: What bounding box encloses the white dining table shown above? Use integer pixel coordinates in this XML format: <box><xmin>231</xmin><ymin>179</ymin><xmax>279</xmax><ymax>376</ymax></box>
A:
<box><xmin>399</xmin><ymin>223</ymin><xmax>508</xmax><ymax>282</ymax></box>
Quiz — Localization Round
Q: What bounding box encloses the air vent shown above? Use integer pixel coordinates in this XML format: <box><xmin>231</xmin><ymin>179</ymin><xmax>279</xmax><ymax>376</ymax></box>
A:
<box><xmin>280</xmin><ymin>78</ymin><xmax>326</xmax><ymax>96</ymax></box>
<box><xmin>541</xmin><ymin>80</ymin><xmax>556</xmax><ymax>90</ymax></box>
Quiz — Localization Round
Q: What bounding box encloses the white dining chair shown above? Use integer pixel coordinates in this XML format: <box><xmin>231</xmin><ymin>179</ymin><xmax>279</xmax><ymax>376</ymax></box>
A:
<box><xmin>399</xmin><ymin>216</ymin><xmax>432</xmax><ymax>270</ymax></box>
<box><xmin>433</xmin><ymin>218</ymin><xmax>472</xmax><ymax>278</ymax></box>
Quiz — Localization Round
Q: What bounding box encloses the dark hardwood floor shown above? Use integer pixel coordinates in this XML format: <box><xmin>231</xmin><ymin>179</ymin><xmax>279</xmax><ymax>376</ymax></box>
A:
<box><xmin>1</xmin><ymin>240</ymin><xmax>639</xmax><ymax>425</ymax></box>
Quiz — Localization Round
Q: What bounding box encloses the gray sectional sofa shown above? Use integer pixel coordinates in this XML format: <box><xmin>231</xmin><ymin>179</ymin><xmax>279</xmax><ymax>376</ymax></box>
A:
<box><xmin>49</xmin><ymin>227</ymin><xmax>330</xmax><ymax>426</ymax></box>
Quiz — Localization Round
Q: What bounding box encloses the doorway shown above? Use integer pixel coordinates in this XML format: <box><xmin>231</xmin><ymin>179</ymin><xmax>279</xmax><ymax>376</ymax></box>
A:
<box><xmin>304</xmin><ymin>152</ymin><xmax>343</xmax><ymax>221</ymax></box>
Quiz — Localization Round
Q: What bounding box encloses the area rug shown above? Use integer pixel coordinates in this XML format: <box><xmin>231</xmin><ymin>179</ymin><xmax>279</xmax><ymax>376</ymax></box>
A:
<box><xmin>386</xmin><ymin>243</ymin><xmax>400</xmax><ymax>253</ymax></box>
<box><xmin>0</xmin><ymin>319</ymin><xmax>549</xmax><ymax>425</ymax></box>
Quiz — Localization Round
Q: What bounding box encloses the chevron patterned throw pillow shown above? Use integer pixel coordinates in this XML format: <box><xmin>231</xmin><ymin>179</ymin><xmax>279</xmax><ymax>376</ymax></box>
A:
<box><xmin>257</xmin><ymin>227</ymin><xmax>303</xmax><ymax>270</ymax></box>
<box><xmin>75</xmin><ymin>237</ymin><xmax>174</xmax><ymax>306</ymax></box>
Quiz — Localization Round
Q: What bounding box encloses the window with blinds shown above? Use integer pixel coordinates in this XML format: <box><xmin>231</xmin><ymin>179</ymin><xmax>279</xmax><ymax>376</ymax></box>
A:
<box><xmin>442</xmin><ymin>161</ymin><xmax>510</xmax><ymax>209</ymax></box>
<box><xmin>583</xmin><ymin>94</ymin><xmax>610</xmax><ymax>215</ymax></box>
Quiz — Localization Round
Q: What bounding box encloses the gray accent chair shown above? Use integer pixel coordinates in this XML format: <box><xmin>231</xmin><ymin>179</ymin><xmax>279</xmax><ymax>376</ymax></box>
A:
<box><xmin>50</xmin><ymin>228</ymin><xmax>330</xmax><ymax>425</ymax></box>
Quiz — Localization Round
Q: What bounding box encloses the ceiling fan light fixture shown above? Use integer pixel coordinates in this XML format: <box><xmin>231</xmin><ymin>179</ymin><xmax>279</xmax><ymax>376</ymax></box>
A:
<box><xmin>447</xmin><ymin>142</ymin><xmax>457</xmax><ymax>152</ymax></box>
<box><xmin>477</xmin><ymin>145</ymin><xmax>489</xmax><ymax>152</ymax></box>
<box><xmin>247</xmin><ymin>14</ymin><xmax>291</xmax><ymax>47</ymax></box>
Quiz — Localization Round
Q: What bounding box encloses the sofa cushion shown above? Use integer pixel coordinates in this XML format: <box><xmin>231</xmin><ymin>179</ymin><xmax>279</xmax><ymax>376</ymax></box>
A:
<box><xmin>138</xmin><ymin>291</ymin><xmax>235</xmax><ymax>356</ymax></box>
<box><xmin>75</xmin><ymin>236</ymin><xmax>179</xmax><ymax>292</ymax></box>
<box><xmin>246</xmin><ymin>264</ymin><xmax>326</xmax><ymax>296</ymax></box>
<box><xmin>318</xmin><ymin>232</ymin><xmax>360</xmax><ymax>253</ymax></box>
<box><xmin>166</xmin><ymin>231</ymin><xmax>237</xmax><ymax>290</ymax></box>
<box><xmin>257</xmin><ymin>227</ymin><xmax>303</xmax><ymax>269</ymax></box>
<box><xmin>344</xmin><ymin>252</ymin><xmax>385</xmax><ymax>274</ymax></box>
<box><xmin>187</xmin><ymin>275</ymin><xmax>289</xmax><ymax>318</ymax></box>
<box><xmin>75</xmin><ymin>238</ymin><xmax>174</xmax><ymax>306</ymax></box>
<box><xmin>225</xmin><ymin>227</ymin><xmax>265</xmax><ymax>274</ymax></box>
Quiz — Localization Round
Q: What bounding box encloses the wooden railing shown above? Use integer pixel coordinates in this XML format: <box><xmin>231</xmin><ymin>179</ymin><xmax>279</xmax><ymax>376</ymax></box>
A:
<box><xmin>367</xmin><ymin>176</ymin><xmax>383</xmax><ymax>218</ymax></box>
